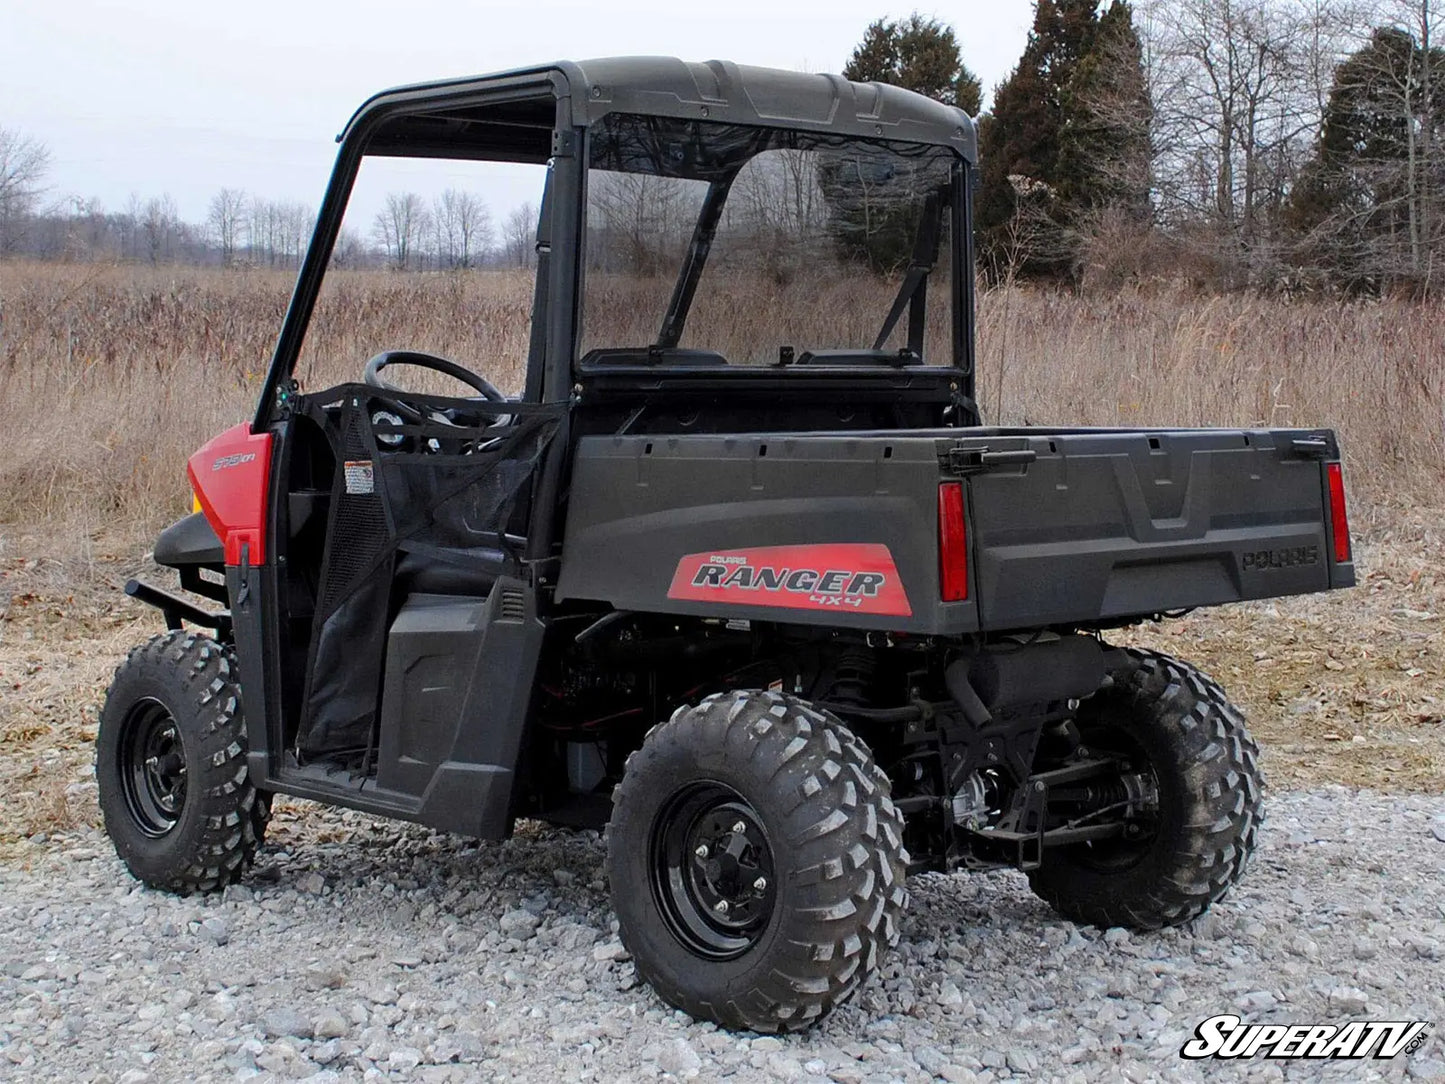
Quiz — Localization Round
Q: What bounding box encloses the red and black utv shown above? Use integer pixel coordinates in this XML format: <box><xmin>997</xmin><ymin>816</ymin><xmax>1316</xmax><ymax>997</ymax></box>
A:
<box><xmin>98</xmin><ymin>58</ymin><xmax>1355</xmax><ymax>1032</ymax></box>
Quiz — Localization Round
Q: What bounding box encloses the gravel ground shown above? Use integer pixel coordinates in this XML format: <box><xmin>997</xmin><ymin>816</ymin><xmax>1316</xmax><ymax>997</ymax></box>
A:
<box><xmin>1</xmin><ymin>788</ymin><xmax>1444</xmax><ymax>1084</ymax></box>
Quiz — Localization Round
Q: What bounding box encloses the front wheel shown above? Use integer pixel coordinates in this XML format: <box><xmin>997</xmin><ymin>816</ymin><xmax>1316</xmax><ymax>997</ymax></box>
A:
<box><xmin>97</xmin><ymin>631</ymin><xmax>269</xmax><ymax>894</ymax></box>
<box><xmin>1027</xmin><ymin>649</ymin><xmax>1263</xmax><ymax>930</ymax></box>
<box><xmin>606</xmin><ymin>690</ymin><xmax>908</xmax><ymax>1033</ymax></box>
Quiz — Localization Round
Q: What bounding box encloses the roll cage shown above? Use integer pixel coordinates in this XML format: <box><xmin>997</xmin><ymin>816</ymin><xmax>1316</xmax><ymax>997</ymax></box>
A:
<box><xmin>252</xmin><ymin>57</ymin><xmax>980</xmax><ymax>432</ymax></box>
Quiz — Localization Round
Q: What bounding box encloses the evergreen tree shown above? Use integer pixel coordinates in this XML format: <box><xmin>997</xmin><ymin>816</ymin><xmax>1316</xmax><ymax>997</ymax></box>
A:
<box><xmin>844</xmin><ymin>13</ymin><xmax>983</xmax><ymax>114</ymax></box>
<box><xmin>831</xmin><ymin>14</ymin><xmax>981</xmax><ymax>273</ymax></box>
<box><xmin>1056</xmin><ymin>1</ymin><xmax>1152</xmax><ymax>223</ymax></box>
<box><xmin>1288</xmin><ymin>26</ymin><xmax>1445</xmax><ymax>288</ymax></box>
<box><xmin>976</xmin><ymin>0</ymin><xmax>1150</xmax><ymax>280</ymax></box>
<box><xmin>976</xmin><ymin>0</ymin><xmax>1100</xmax><ymax>276</ymax></box>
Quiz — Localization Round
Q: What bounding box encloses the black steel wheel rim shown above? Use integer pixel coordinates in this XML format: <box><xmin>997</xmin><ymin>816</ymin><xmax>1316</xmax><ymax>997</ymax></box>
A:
<box><xmin>119</xmin><ymin>698</ymin><xmax>188</xmax><ymax>838</ymax></box>
<box><xmin>649</xmin><ymin>781</ymin><xmax>777</xmax><ymax>961</ymax></box>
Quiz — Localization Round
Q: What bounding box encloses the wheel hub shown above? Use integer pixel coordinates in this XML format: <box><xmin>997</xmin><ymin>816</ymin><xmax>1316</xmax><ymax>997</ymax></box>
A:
<box><xmin>120</xmin><ymin>699</ymin><xmax>188</xmax><ymax>837</ymax></box>
<box><xmin>650</xmin><ymin>783</ymin><xmax>777</xmax><ymax>960</ymax></box>
<box><xmin>686</xmin><ymin>806</ymin><xmax>772</xmax><ymax>929</ymax></box>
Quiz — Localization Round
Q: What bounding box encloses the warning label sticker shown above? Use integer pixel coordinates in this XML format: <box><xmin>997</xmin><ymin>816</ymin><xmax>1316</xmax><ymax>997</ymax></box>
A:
<box><xmin>343</xmin><ymin>460</ymin><xmax>374</xmax><ymax>495</ymax></box>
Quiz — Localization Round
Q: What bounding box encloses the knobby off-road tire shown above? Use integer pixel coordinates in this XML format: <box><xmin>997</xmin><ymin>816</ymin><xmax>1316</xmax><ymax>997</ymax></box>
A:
<box><xmin>1028</xmin><ymin>649</ymin><xmax>1263</xmax><ymax>930</ymax></box>
<box><xmin>97</xmin><ymin>630</ymin><xmax>270</xmax><ymax>894</ymax></box>
<box><xmin>607</xmin><ymin>690</ymin><xmax>908</xmax><ymax>1033</ymax></box>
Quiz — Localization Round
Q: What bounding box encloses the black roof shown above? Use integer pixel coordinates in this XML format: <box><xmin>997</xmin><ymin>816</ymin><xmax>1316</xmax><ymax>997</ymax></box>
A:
<box><xmin>342</xmin><ymin>57</ymin><xmax>977</xmax><ymax>163</ymax></box>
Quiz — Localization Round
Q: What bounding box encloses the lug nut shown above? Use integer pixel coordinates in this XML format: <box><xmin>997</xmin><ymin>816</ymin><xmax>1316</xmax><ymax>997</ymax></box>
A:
<box><xmin>713</xmin><ymin>900</ymin><xmax>730</xmax><ymax>914</ymax></box>
<box><xmin>753</xmin><ymin>877</ymin><xmax>768</xmax><ymax>892</ymax></box>
<box><xmin>694</xmin><ymin>844</ymin><xmax>709</xmax><ymax>859</ymax></box>
<box><xmin>732</xmin><ymin>821</ymin><xmax>747</xmax><ymax>834</ymax></box>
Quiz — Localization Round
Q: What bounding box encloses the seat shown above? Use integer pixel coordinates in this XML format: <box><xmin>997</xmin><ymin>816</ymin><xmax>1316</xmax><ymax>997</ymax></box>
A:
<box><xmin>393</xmin><ymin>547</ymin><xmax>507</xmax><ymax>597</ymax></box>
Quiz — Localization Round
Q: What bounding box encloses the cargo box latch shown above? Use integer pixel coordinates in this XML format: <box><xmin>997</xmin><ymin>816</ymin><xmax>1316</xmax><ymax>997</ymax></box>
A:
<box><xmin>941</xmin><ymin>446</ymin><xmax>1038</xmax><ymax>475</ymax></box>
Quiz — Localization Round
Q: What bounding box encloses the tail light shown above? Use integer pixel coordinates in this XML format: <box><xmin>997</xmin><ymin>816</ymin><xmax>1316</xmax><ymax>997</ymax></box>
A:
<box><xmin>938</xmin><ymin>482</ymin><xmax>969</xmax><ymax>601</ymax></box>
<box><xmin>1326</xmin><ymin>462</ymin><xmax>1352</xmax><ymax>564</ymax></box>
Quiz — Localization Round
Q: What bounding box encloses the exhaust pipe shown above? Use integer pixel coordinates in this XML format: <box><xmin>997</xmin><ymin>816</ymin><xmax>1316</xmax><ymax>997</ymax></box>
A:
<box><xmin>946</xmin><ymin>635</ymin><xmax>1106</xmax><ymax>720</ymax></box>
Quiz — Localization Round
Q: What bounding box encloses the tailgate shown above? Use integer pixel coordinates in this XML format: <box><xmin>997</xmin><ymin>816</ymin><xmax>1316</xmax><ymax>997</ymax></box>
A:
<box><xmin>954</xmin><ymin>428</ymin><xmax>1354</xmax><ymax>631</ymax></box>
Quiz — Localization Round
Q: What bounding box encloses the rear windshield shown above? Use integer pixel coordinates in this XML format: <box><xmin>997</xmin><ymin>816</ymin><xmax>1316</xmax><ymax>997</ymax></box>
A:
<box><xmin>580</xmin><ymin>114</ymin><xmax>961</xmax><ymax>368</ymax></box>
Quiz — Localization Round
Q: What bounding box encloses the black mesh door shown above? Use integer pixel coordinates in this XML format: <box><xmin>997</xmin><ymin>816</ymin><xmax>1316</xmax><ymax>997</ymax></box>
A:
<box><xmin>295</xmin><ymin>385</ymin><xmax>563</xmax><ymax>761</ymax></box>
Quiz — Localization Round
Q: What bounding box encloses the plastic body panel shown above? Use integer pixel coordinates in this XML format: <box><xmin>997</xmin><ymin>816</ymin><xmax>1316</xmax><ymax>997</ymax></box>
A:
<box><xmin>153</xmin><ymin>512</ymin><xmax>223</xmax><ymax>568</ymax></box>
<box><xmin>249</xmin><ymin>578</ymin><xmax>543</xmax><ymax>841</ymax></box>
<box><xmin>556</xmin><ymin>426</ymin><xmax>1349</xmax><ymax>635</ymax></box>
<box><xmin>377</xmin><ymin>594</ymin><xmax>487</xmax><ymax>796</ymax></box>
<box><xmin>188</xmin><ymin>424</ymin><xmax>274</xmax><ymax>565</ymax></box>
<box><xmin>962</xmin><ymin>429</ymin><xmax>1343</xmax><ymax>630</ymax></box>
<box><xmin>556</xmin><ymin>433</ymin><xmax>975</xmax><ymax>634</ymax></box>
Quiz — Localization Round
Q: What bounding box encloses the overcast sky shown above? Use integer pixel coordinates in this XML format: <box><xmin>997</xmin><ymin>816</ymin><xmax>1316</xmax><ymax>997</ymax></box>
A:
<box><xmin>3</xmin><ymin>0</ymin><xmax>1034</xmax><ymax>227</ymax></box>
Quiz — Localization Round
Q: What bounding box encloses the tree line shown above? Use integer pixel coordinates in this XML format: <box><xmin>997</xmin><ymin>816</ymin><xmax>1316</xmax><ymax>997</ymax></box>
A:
<box><xmin>7</xmin><ymin>0</ymin><xmax>1445</xmax><ymax>292</ymax></box>
<box><xmin>0</xmin><ymin>140</ymin><xmax>535</xmax><ymax>272</ymax></box>
<box><xmin>369</xmin><ymin>190</ymin><xmax>538</xmax><ymax>271</ymax></box>
<box><xmin>849</xmin><ymin>0</ymin><xmax>1445</xmax><ymax>292</ymax></box>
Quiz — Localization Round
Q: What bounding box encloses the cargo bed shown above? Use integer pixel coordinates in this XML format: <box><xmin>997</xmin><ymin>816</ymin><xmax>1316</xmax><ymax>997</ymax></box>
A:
<box><xmin>556</xmin><ymin>426</ymin><xmax>1354</xmax><ymax>636</ymax></box>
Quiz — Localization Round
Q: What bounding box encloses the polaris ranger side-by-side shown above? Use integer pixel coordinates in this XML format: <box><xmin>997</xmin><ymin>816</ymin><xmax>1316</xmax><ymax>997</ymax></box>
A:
<box><xmin>98</xmin><ymin>59</ymin><xmax>1355</xmax><ymax>1032</ymax></box>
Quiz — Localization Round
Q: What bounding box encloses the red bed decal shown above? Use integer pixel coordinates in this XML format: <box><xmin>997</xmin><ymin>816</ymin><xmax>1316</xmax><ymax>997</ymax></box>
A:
<box><xmin>188</xmin><ymin>423</ymin><xmax>273</xmax><ymax>566</ymax></box>
<box><xmin>668</xmin><ymin>544</ymin><xmax>912</xmax><ymax>617</ymax></box>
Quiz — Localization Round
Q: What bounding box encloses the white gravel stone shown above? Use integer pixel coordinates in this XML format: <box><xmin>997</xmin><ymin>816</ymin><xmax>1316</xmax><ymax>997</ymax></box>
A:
<box><xmin>1328</xmin><ymin>986</ymin><xmax>1369</xmax><ymax>1014</ymax></box>
<box><xmin>388</xmin><ymin>1047</ymin><xmax>424</xmax><ymax>1071</ymax></box>
<box><xmin>657</xmin><ymin>1037</ymin><xmax>703</xmax><ymax>1077</ymax></box>
<box><xmin>937</xmin><ymin>979</ymin><xmax>965</xmax><ymax>1008</ymax></box>
<box><xmin>591</xmin><ymin>939</ymin><xmax>628</xmax><ymax>962</ymax></box>
<box><xmin>262</xmin><ymin>1006</ymin><xmax>315</xmax><ymax>1039</ymax></box>
<box><xmin>1411</xmin><ymin>1056</ymin><xmax>1445</xmax><ymax>1080</ymax></box>
<box><xmin>197</xmin><ymin>916</ymin><xmax>228</xmax><ymax>945</ymax></box>
<box><xmin>498</xmin><ymin>909</ymin><xmax>540</xmax><ymax>940</ymax></box>
<box><xmin>312</xmin><ymin>1010</ymin><xmax>348</xmax><ymax>1040</ymax></box>
<box><xmin>1236</xmin><ymin>990</ymin><xmax>1278</xmax><ymax>1013</ymax></box>
<box><xmin>1</xmin><ymin>789</ymin><xmax>1441</xmax><ymax>1082</ymax></box>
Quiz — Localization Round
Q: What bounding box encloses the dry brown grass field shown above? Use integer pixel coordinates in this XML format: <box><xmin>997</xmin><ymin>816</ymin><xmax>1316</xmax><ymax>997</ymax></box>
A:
<box><xmin>0</xmin><ymin>261</ymin><xmax>1441</xmax><ymax>848</ymax></box>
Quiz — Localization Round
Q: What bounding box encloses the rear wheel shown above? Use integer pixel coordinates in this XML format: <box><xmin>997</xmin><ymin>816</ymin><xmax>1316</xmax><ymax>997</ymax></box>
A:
<box><xmin>97</xmin><ymin>631</ymin><xmax>269</xmax><ymax>894</ymax></box>
<box><xmin>1027</xmin><ymin>649</ymin><xmax>1263</xmax><ymax>929</ymax></box>
<box><xmin>607</xmin><ymin>690</ymin><xmax>908</xmax><ymax>1033</ymax></box>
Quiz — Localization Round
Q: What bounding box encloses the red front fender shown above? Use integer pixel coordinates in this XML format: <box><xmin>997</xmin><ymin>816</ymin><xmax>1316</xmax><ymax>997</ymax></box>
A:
<box><xmin>187</xmin><ymin>424</ymin><xmax>273</xmax><ymax>566</ymax></box>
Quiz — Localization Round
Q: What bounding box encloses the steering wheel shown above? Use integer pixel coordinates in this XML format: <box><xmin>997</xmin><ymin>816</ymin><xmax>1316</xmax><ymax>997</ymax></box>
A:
<box><xmin>362</xmin><ymin>350</ymin><xmax>506</xmax><ymax>402</ymax></box>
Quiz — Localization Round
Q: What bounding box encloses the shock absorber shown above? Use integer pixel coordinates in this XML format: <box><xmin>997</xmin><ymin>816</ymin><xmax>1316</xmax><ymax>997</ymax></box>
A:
<box><xmin>822</xmin><ymin>647</ymin><xmax>877</xmax><ymax>710</ymax></box>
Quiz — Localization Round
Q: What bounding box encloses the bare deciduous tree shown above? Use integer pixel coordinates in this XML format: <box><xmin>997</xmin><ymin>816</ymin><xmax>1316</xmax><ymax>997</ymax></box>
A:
<box><xmin>373</xmin><ymin>192</ymin><xmax>429</xmax><ymax>270</ymax></box>
<box><xmin>432</xmin><ymin>189</ymin><xmax>492</xmax><ymax>269</ymax></box>
<box><xmin>332</xmin><ymin>227</ymin><xmax>367</xmax><ymax>269</ymax></box>
<box><xmin>207</xmin><ymin>188</ymin><xmax>247</xmax><ymax>267</ymax></box>
<box><xmin>1289</xmin><ymin>3</ymin><xmax>1445</xmax><ymax>287</ymax></box>
<box><xmin>141</xmin><ymin>195</ymin><xmax>180</xmax><ymax>264</ymax></box>
<box><xmin>1141</xmin><ymin>0</ymin><xmax>1375</xmax><ymax>283</ymax></box>
<box><xmin>1374</xmin><ymin>0</ymin><xmax>1445</xmax><ymax>276</ymax></box>
<box><xmin>502</xmin><ymin>202</ymin><xmax>537</xmax><ymax>269</ymax></box>
<box><xmin>588</xmin><ymin>175</ymin><xmax>695</xmax><ymax>276</ymax></box>
<box><xmin>0</xmin><ymin>127</ymin><xmax>51</xmax><ymax>254</ymax></box>
<box><xmin>244</xmin><ymin>198</ymin><xmax>313</xmax><ymax>268</ymax></box>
